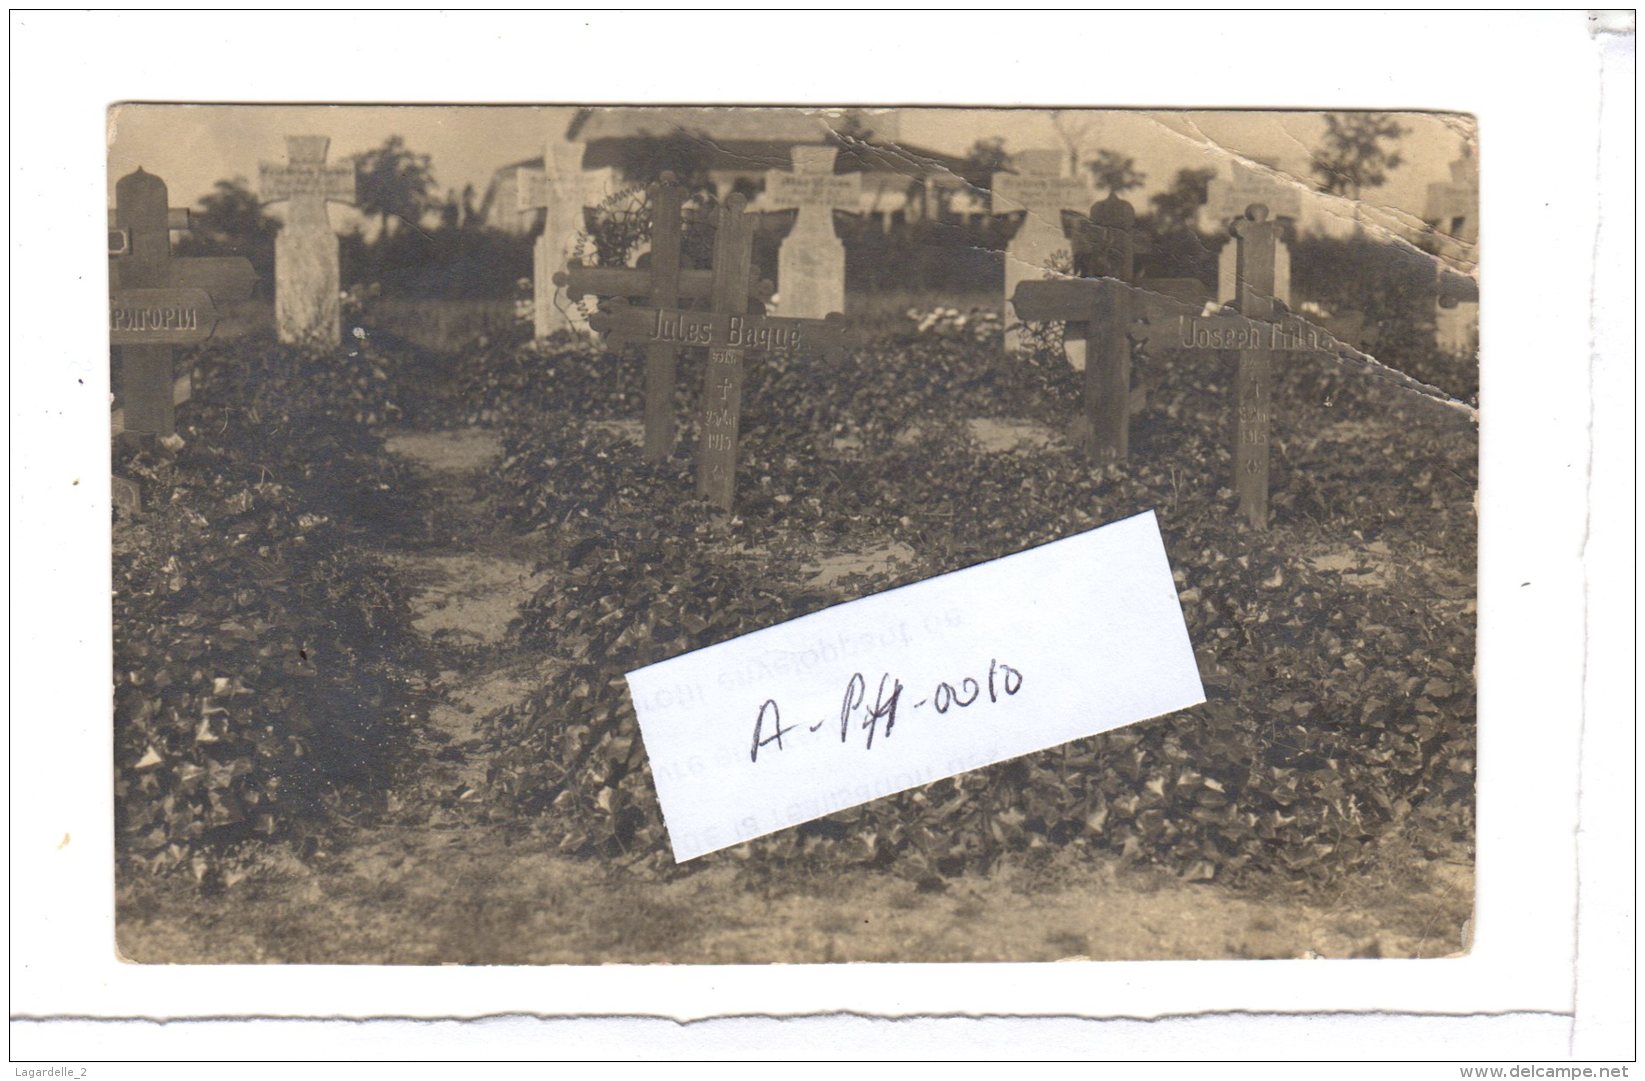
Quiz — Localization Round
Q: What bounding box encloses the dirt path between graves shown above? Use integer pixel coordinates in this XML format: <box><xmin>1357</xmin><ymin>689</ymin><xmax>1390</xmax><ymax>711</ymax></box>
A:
<box><xmin>117</xmin><ymin>426</ymin><xmax>1473</xmax><ymax>965</ymax></box>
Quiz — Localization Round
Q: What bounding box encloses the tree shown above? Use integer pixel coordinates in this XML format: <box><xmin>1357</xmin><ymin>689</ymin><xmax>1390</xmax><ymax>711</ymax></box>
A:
<box><xmin>1087</xmin><ymin>150</ymin><xmax>1146</xmax><ymax>199</ymax></box>
<box><xmin>1049</xmin><ymin>110</ymin><xmax>1094</xmax><ymax>177</ymax></box>
<box><xmin>1148</xmin><ymin>167</ymin><xmax>1217</xmax><ymax>234</ymax></box>
<box><xmin>960</xmin><ymin>136</ymin><xmax>1012</xmax><ymax>189</ymax></box>
<box><xmin>614</xmin><ymin>132</ymin><xmax>716</xmax><ymax>195</ymax></box>
<box><xmin>188</xmin><ymin>176</ymin><xmax>279</xmax><ymax>247</ymax></box>
<box><xmin>831</xmin><ymin>110</ymin><xmax>877</xmax><ymax>145</ymax></box>
<box><xmin>176</xmin><ymin>176</ymin><xmax>280</xmax><ymax>283</ymax></box>
<box><xmin>353</xmin><ymin>135</ymin><xmax>437</xmax><ymax>243</ymax></box>
<box><xmin>1310</xmin><ymin>112</ymin><xmax>1408</xmax><ymax>202</ymax></box>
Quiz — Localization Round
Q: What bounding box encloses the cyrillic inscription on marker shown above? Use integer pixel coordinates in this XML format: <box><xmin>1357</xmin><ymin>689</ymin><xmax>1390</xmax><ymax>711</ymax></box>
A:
<box><xmin>109</xmin><ymin>288</ymin><xmax>218</xmax><ymax>346</ymax></box>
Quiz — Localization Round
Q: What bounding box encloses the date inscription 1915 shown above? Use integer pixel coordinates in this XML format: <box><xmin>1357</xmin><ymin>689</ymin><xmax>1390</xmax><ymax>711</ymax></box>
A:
<box><xmin>750</xmin><ymin>659</ymin><xmax>1024</xmax><ymax>763</ymax></box>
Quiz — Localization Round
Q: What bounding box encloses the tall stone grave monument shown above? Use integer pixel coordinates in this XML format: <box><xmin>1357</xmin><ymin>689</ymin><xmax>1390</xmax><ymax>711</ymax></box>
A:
<box><xmin>761</xmin><ymin>145</ymin><xmax>860</xmax><ymax>319</ymax></box>
<box><xmin>992</xmin><ymin>149</ymin><xmax>1095</xmax><ymax>353</ymax></box>
<box><xmin>517</xmin><ymin>137</ymin><xmax>614</xmax><ymax>338</ymax></box>
<box><xmin>1203</xmin><ymin>160</ymin><xmax>1298</xmax><ymax>308</ymax></box>
<box><xmin>259</xmin><ymin>136</ymin><xmax>356</xmax><ymax>346</ymax></box>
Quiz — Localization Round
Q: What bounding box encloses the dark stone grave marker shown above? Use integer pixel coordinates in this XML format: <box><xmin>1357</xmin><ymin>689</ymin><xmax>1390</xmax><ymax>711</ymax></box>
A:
<box><xmin>109</xmin><ymin>167</ymin><xmax>257</xmax><ymax>437</ymax></box>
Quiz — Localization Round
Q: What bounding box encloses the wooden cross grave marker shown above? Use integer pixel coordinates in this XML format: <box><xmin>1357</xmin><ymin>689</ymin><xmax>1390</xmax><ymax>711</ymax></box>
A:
<box><xmin>109</xmin><ymin>167</ymin><xmax>258</xmax><ymax>438</ymax></box>
<box><xmin>1016</xmin><ymin>193</ymin><xmax>1208</xmax><ymax>461</ymax></box>
<box><xmin>1013</xmin><ymin>204</ymin><xmax>1363</xmax><ymax>529</ymax></box>
<box><xmin>554</xmin><ymin>174</ymin><xmax>774</xmax><ymax>464</ymax></box>
<box><xmin>259</xmin><ymin>136</ymin><xmax>356</xmax><ymax>346</ymax></box>
<box><xmin>587</xmin><ymin>192</ymin><xmax>863</xmax><ymax>512</ymax></box>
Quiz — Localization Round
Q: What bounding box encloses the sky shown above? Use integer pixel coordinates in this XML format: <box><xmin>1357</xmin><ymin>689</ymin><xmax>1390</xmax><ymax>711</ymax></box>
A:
<box><xmin>108</xmin><ymin>104</ymin><xmax>1474</xmax><ymax>240</ymax></box>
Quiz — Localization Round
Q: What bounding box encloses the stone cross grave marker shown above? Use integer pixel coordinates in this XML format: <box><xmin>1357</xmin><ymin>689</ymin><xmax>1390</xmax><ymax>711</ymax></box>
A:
<box><xmin>109</xmin><ymin>167</ymin><xmax>258</xmax><ymax>438</ymax></box>
<box><xmin>1014</xmin><ymin>205</ymin><xmax>1357</xmax><ymax>528</ymax></box>
<box><xmin>554</xmin><ymin>175</ymin><xmax>774</xmax><ymax>463</ymax></box>
<box><xmin>1204</xmin><ymin>160</ymin><xmax>1298</xmax><ymax>308</ymax></box>
<box><xmin>588</xmin><ymin>193</ymin><xmax>863</xmax><ymax>511</ymax></box>
<box><xmin>992</xmin><ymin>149</ymin><xmax>1094</xmax><ymax>354</ymax></box>
<box><xmin>518</xmin><ymin>138</ymin><xmax>616</xmax><ymax>338</ymax></box>
<box><xmin>1204</xmin><ymin>160</ymin><xmax>1303</xmax><ymax>229</ymax></box>
<box><xmin>761</xmin><ymin>145</ymin><xmax>860</xmax><ymax>319</ymax></box>
<box><xmin>259</xmin><ymin>136</ymin><xmax>356</xmax><ymax>347</ymax></box>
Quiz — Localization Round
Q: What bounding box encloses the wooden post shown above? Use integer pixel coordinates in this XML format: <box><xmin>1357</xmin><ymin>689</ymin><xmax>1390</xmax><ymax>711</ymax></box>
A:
<box><xmin>1082</xmin><ymin>281</ymin><xmax>1130</xmax><ymax>462</ymax></box>
<box><xmin>1231</xmin><ymin>204</ymin><xmax>1277</xmax><ymax>529</ymax></box>
<box><xmin>1083</xmin><ymin>195</ymin><xmax>1137</xmax><ymax>463</ymax></box>
<box><xmin>1016</xmin><ymin>229</ymin><xmax>1351</xmax><ymax>528</ymax></box>
<box><xmin>696</xmin><ymin>194</ymin><xmax>755</xmax><ymax>509</ymax></box>
<box><xmin>643</xmin><ymin>176</ymin><xmax>684</xmax><ymax>463</ymax></box>
<box><xmin>113</xmin><ymin>168</ymin><xmax>178</xmax><ymax>438</ymax></box>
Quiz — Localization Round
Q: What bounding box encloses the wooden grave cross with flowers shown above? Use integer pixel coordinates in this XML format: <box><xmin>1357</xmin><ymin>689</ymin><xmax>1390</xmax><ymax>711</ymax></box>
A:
<box><xmin>585</xmin><ymin>191</ymin><xmax>862</xmax><ymax>511</ymax></box>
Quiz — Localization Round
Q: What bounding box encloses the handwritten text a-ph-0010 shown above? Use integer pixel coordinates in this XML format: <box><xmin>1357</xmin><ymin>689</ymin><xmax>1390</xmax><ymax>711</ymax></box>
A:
<box><xmin>751</xmin><ymin>658</ymin><xmax>1024</xmax><ymax>762</ymax></box>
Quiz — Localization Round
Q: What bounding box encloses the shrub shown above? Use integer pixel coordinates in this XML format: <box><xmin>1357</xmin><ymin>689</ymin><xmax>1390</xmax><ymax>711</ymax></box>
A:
<box><xmin>1289</xmin><ymin>234</ymin><xmax>1476</xmax><ymax>403</ymax></box>
<box><xmin>342</xmin><ymin>227</ymin><xmax>535</xmax><ymax>299</ymax></box>
<box><xmin>114</xmin><ymin>335</ymin><xmax>426</xmax><ymax>887</ymax></box>
<box><xmin>473</xmin><ymin>323</ymin><xmax>1475</xmax><ymax>888</ymax></box>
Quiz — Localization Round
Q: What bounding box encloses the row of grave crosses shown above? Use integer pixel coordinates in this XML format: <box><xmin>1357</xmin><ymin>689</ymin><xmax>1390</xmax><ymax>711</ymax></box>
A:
<box><xmin>111</xmin><ymin>137</ymin><xmax>1371</xmax><ymax>527</ymax></box>
<box><xmin>1013</xmin><ymin>203</ymin><xmax>1367</xmax><ymax>529</ymax></box>
<box><xmin>525</xmin><ymin>142</ymin><xmax>1313</xmax><ymax>364</ymax></box>
<box><xmin>563</xmin><ymin>176</ymin><xmax>1365</xmax><ymax>524</ymax></box>
<box><xmin>527</xmin><ymin>143</ymin><xmax>861</xmax><ymax>338</ymax></box>
<box><xmin>567</xmin><ymin>176</ymin><xmax>862</xmax><ymax>511</ymax></box>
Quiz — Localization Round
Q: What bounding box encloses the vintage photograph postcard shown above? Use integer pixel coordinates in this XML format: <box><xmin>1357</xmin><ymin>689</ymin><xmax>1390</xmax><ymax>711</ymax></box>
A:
<box><xmin>108</xmin><ymin>103</ymin><xmax>1478</xmax><ymax>965</ymax></box>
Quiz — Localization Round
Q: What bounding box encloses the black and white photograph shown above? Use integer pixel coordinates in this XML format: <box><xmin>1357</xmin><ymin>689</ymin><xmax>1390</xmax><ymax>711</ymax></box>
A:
<box><xmin>9</xmin><ymin>6</ymin><xmax>1637</xmax><ymax>1068</ymax></box>
<box><xmin>107</xmin><ymin>103</ymin><xmax>1480</xmax><ymax>965</ymax></box>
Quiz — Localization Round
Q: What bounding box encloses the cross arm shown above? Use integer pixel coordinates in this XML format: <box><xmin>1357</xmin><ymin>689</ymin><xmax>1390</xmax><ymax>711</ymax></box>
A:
<box><xmin>1013</xmin><ymin>276</ymin><xmax>1212</xmax><ymax>323</ymax></box>
<box><xmin>109</xmin><ymin>208</ymin><xmax>191</xmax><ymax>230</ymax></box>
<box><xmin>760</xmin><ymin>174</ymin><xmax>862</xmax><ymax>215</ymax></box>
<box><xmin>1009</xmin><ymin>277</ymin><xmax>1110</xmax><ymax>322</ymax></box>
<box><xmin>1127</xmin><ymin>305</ymin><xmax>1365</xmax><ymax>358</ymax></box>
<box><xmin>109</xmin><ymin>287</ymin><xmax>220</xmax><ymax>346</ymax></box>
<box><xmin>108</xmin><ymin>207</ymin><xmax>191</xmax><ymax>256</ymax></box>
<box><xmin>587</xmin><ymin>300</ymin><xmax>864</xmax><ymax>361</ymax></box>
<box><xmin>1014</xmin><ymin>275</ymin><xmax>1299</xmax><ymax>351</ymax></box>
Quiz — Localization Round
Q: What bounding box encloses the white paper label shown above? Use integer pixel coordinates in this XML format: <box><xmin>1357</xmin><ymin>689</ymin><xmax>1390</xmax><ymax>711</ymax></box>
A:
<box><xmin>625</xmin><ymin>510</ymin><xmax>1206</xmax><ymax>861</ymax></box>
